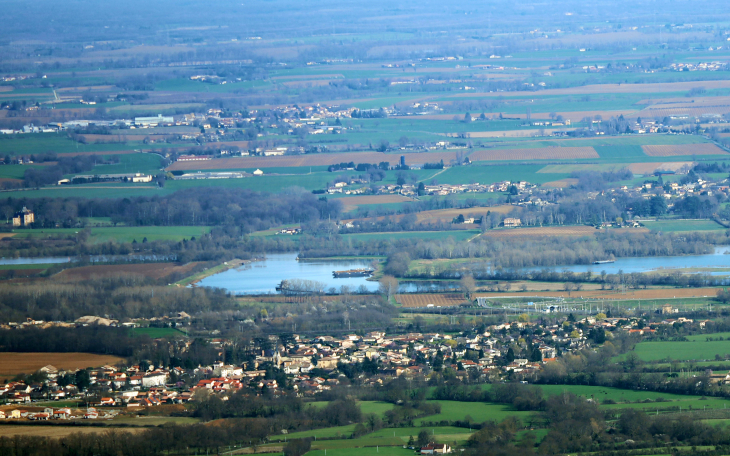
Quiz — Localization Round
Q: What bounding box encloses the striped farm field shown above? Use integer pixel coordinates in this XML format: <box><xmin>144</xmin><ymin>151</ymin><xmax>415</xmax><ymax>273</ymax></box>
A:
<box><xmin>167</xmin><ymin>151</ymin><xmax>461</xmax><ymax>171</ymax></box>
<box><xmin>642</xmin><ymin>144</ymin><xmax>727</xmax><ymax>157</ymax></box>
<box><xmin>638</xmin><ymin>106</ymin><xmax>730</xmax><ymax>118</ymax></box>
<box><xmin>469</xmin><ymin>146</ymin><xmax>598</xmax><ymax>161</ymax></box>
<box><xmin>53</xmin><ymin>262</ymin><xmax>204</xmax><ymax>281</ymax></box>
<box><xmin>0</xmin><ymin>352</ymin><xmax>125</xmax><ymax>380</ymax></box>
<box><xmin>0</xmin><ymin>426</ymin><xmax>143</xmax><ymax>438</ymax></box>
<box><xmin>333</xmin><ymin>195</ymin><xmax>413</xmax><ymax>205</ymax></box>
<box><xmin>542</xmin><ymin>178</ymin><xmax>579</xmax><ymax>188</ymax></box>
<box><xmin>482</xmin><ymin>226</ymin><xmax>602</xmax><ymax>237</ymax></box>
<box><xmin>342</xmin><ymin>205</ymin><xmax>514</xmax><ymax>225</ymax></box>
<box><xmin>467</xmin><ymin>128</ymin><xmax>576</xmax><ymax>138</ymax></box>
<box><xmin>414</xmin><ymin>206</ymin><xmax>514</xmax><ymax>223</ymax></box>
<box><xmin>627</xmin><ymin>161</ymin><xmax>694</xmax><ymax>174</ymax></box>
<box><xmin>474</xmin><ymin>287</ymin><xmax>722</xmax><ymax>300</ymax></box>
<box><xmin>537</xmin><ymin>162</ymin><xmax>693</xmax><ymax>175</ymax></box>
<box><xmin>397</xmin><ymin>293</ymin><xmax>466</xmax><ymax>307</ymax></box>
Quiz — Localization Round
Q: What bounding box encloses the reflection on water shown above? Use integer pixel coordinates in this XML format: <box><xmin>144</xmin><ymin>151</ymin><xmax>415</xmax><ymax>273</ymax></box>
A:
<box><xmin>528</xmin><ymin>246</ymin><xmax>730</xmax><ymax>276</ymax></box>
<box><xmin>198</xmin><ymin>253</ymin><xmax>380</xmax><ymax>294</ymax></box>
<box><xmin>0</xmin><ymin>257</ymin><xmax>71</xmax><ymax>265</ymax></box>
<box><xmin>199</xmin><ymin>247</ymin><xmax>730</xmax><ymax>295</ymax></box>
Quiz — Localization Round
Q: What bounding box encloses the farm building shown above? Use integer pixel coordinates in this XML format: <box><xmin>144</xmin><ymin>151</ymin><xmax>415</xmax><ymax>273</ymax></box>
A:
<box><xmin>177</xmin><ymin>155</ymin><xmax>212</xmax><ymax>162</ymax></box>
<box><xmin>131</xmin><ymin>173</ymin><xmax>153</xmax><ymax>183</ymax></box>
<box><xmin>264</xmin><ymin>147</ymin><xmax>288</xmax><ymax>156</ymax></box>
<box><xmin>134</xmin><ymin>114</ymin><xmax>174</xmax><ymax>126</ymax></box>
<box><xmin>421</xmin><ymin>443</ymin><xmax>452</xmax><ymax>454</ymax></box>
<box><xmin>503</xmin><ymin>217</ymin><xmax>522</xmax><ymax>227</ymax></box>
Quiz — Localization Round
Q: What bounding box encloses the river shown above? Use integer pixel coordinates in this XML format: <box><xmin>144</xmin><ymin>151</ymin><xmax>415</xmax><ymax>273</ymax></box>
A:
<box><xmin>199</xmin><ymin>248</ymin><xmax>730</xmax><ymax>295</ymax></box>
<box><xmin>196</xmin><ymin>253</ymin><xmax>381</xmax><ymax>294</ymax></box>
<box><xmin>528</xmin><ymin>246</ymin><xmax>730</xmax><ymax>276</ymax></box>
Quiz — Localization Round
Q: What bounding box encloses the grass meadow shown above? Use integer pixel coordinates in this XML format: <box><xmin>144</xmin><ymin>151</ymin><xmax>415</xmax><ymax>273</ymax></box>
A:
<box><xmin>624</xmin><ymin>337</ymin><xmax>730</xmax><ymax>362</ymax></box>
<box><xmin>343</xmin><ymin>231</ymin><xmax>479</xmax><ymax>243</ymax></box>
<box><xmin>12</xmin><ymin>225</ymin><xmax>211</xmax><ymax>243</ymax></box>
<box><xmin>642</xmin><ymin>220</ymin><xmax>726</xmax><ymax>232</ymax></box>
<box><xmin>130</xmin><ymin>327</ymin><xmax>186</xmax><ymax>338</ymax></box>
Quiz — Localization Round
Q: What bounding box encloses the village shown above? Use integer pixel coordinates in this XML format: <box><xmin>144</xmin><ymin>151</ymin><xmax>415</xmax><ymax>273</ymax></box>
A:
<box><xmin>0</xmin><ymin>311</ymin><xmax>716</xmax><ymax>423</ymax></box>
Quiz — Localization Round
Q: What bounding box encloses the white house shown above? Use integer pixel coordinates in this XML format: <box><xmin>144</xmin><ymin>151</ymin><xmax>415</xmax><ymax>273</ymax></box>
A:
<box><xmin>142</xmin><ymin>372</ymin><xmax>168</xmax><ymax>388</ymax></box>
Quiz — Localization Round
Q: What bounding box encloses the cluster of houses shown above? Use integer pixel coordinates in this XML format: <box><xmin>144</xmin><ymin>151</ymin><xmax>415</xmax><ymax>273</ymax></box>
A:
<box><xmin>613</xmin><ymin>174</ymin><xmax>728</xmax><ymax>201</ymax></box>
<box><xmin>668</xmin><ymin>61</ymin><xmax>726</xmax><ymax>71</ymax></box>
<box><xmin>328</xmin><ymin>180</ymin><xmax>534</xmax><ymax>197</ymax></box>
<box><xmin>0</xmin><ymin>406</ymin><xmax>106</xmax><ymax>420</ymax></box>
<box><xmin>1</xmin><ymin>311</ymin><xmax>721</xmax><ymax>422</ymax></box>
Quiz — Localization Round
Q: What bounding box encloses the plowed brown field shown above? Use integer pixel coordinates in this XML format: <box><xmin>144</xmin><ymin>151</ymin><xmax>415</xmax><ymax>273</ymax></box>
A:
<box><xmin>642</xmin><ymin>144</ymin><xmax>727</xmax><ymax>156</ymax></box>
<box><xmin>167</xmin><ymin>151</ymin><xmax>460</xmax><ymax>171</ymax></box>
<box><xmin>627</xmin><ymin>162</ymin><xmax>694</xmax><ymax>174</ymax></box>
<box><xmin>447</xmin><ymin>80</ymin><xmax>730</xmax><ymax>97</ymax></box>
<box><xmin>334</xmin><ymin>195</ymin><xmax>413</xmax><ymax>205</ymax></box>
<box><xmin>469</xmin><ymin>147</ymin><xmax>598</xmax><ymax>161</ymax></box>
<box><xmin>542</xmin><ymin>178</ymin><xmax>579</xmax><ymax>188</ymax></box>
<box><xmin>476</xmin><ymin>287</ymin><xmax>721</xmax><ymax>300</ymax></box>
<box><xmin>343</xmin><ymin>205</ymin><xmax>514</xmax><ymax>224</ymax></box>
<box><xmin>482</xmin><ymin>226</ymin><xmax>623</xmax><ymax>237</ymax></box>
<box><xmin>54</xmin><ymin>262</ymin><xmax>203</xmax><ymax>281</ymax></box>
<box><xmin>0</xmin><ymin>426</ymin><xmax>143</xmax><ymax>438</ymax></box>
<box><xmin>397</xmin><ymin>293</ymin><xmax>466</xmax><ymax>307</ymax></box>
<box><xmin>0</xmin><ymin>352</ymin><xmax>125</xmax><ymax>379</ymax></box>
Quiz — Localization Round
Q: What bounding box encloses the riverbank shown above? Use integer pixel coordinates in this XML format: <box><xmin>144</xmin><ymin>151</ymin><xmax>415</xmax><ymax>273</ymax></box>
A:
<box><xmin>175</xmin><ymin>259</ymin><xmax>252</xmax><ymax>287</ymax></box>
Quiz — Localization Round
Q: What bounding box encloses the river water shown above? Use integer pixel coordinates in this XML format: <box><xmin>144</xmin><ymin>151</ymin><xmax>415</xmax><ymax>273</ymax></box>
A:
<box><xmin>529</xmin><ymin>246</ymin><xmax>730</xmax><ymax>276</ymax></box>
<box><xmin>0</xmin><ymin>255</ymin><xmax>176</xmax><ymax>265</ymax></box>
<box><xmin>199</xmin><ymin>248</ymin><xmax>730</xmax><ymax>295</ymax></box>
<box><xmin>12</xmin><ymin>247</ymin><xmax>730</xmax><ymax>295</ymax></box>
<box><xmin>0</xmin><ymin>257</ymin><xmax>71</xmax><ymax>265</ymax></box>
<box><xmin>197</xmin><ymin>253</ymin><xmax>381</xmax><ymax>294</ymax></box>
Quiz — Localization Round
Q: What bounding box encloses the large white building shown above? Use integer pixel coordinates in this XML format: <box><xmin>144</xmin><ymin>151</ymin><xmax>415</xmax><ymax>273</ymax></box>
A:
<box><xmin>134</xmin><ymin>114</ymin><xmax>174</xmax><ymax>126</ymax></box>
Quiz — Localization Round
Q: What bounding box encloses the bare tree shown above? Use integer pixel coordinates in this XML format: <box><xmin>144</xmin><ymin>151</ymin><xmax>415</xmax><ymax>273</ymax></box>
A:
<box><xmin>460</xmin><ymin>274</ymin><xmax>476</xmax><ymax>301</ymax></box>
<box><xmin>378</xmin><ymin>276</ymin><xmax>399</xmax><ymax>302</ymax></box>
<box><xmin>563</xmin><ymin>282</ymin><xmax>576</xmax><ymax>296</ymax></box>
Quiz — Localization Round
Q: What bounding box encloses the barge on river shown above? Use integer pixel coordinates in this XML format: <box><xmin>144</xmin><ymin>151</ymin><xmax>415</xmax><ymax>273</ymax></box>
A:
<box><xmin>333</xmin><ymin>269</ymin><xmax>374</xmax><ymax>278</ymax></box>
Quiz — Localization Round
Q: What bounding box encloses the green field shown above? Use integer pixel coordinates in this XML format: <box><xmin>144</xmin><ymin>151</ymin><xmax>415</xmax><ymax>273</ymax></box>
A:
<box><xmin>434</xmin><ymin>164</ymin><xmax>568</xmax><ymax>185</ymax></box>
<box><xmin>343</xmin><ymin>231</ymin><xmax>479</xmax><ymax>243</ymax></box>
<box><xmin>360</xmin><ymin>401</ymin><xmax>396</xmax><ymax>416</ymax></box>
<box><xmin>601</xmin><ymin>397</ymin><xmax>730</xmax><ymax>412</ymax></box>
<box><xmin>594</xmin><ymin>145</ymin><xmax>647</xmax><ymax>160</ymax></box>
<box><xmin>627</xmin><ymin>337</ymin><xmax>730</xmax><ymax>362</ymax></box>
<box><xmin>0</xmin><ymin>164</ymin><xmax>45</xmax><ymax>180</ymax></box>
<box><xmin>131</xmin><ymin>327</ymin><xmax>186</xmax><ymax>338</ymax></box>
<box><xmin>76</xmin><ymin>153</ymin><xmax>164</xmax><ymax>176</ymax></box>
<box><xmin>12</xmin><ymin>225</ymin><xmax>211</xmax><ymax>243</ymax></box>
<box><xmin>305</xmin><ymin>446</ymin><xmax>412</xmax><ymax>456</ymax></box>
<box><xmin>535</xmin><ymin>384</ymin><xmax>713</xmax><ymax>404</ymax></box>
<box><xmin>0</xmin><ymin>134</ymin><xmax>152</xmax><ymax>156</ymax></box>
<box><xmin>642</xmin><ymin>220</ymin><xmax>726</xmax><ymax>232</ymax></box>
<box><xmin>414</xmin><ymin>400</ymin><xmax>532</xmax><ymax>425</ymax></box>
<box><xmin>366</xmin><ymin>426</ymin><xmax>473</xmax><ymax>439</ymax></box>
<box><xmin>0</xmin><ymin>263</ymin><xmax>56</xmax><ymax>271</ymax></box>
